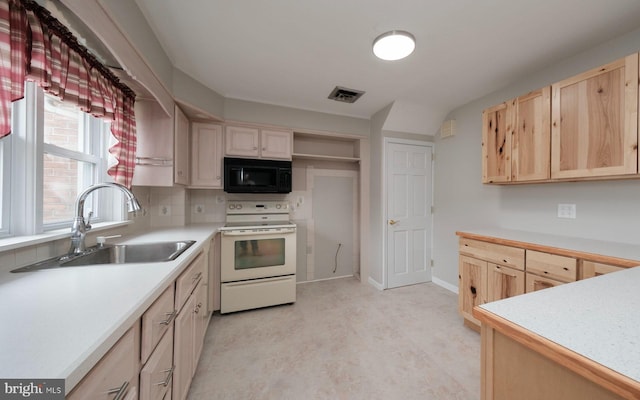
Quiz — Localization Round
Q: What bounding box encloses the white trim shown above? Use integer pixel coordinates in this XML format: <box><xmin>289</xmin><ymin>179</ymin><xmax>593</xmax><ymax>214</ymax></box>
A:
<box><xmin>296</xmin><ymin>274</ymin><xmax>354</xmax><ymax>284</ymax></box>
<box><xmin>368</xmin><ymin>276</ymin><xmax>384</xmax><ymax>291</ymax></box>
<box><xmin>432</xmin><ymin>277</ymin><xmax>459</xmax><ymax>294</ymax></box>
<box><xmin>382</xmin><ymin>137</ymin><xmax>435</xmax><ymax>289</ymax></box>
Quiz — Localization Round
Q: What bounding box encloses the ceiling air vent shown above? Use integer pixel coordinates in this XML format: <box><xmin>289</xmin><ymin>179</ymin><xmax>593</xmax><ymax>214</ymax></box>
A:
<box><xmin>328</xmin><ymin>86</ymin><xmax>365</xmax><ymax>103</ymax></box>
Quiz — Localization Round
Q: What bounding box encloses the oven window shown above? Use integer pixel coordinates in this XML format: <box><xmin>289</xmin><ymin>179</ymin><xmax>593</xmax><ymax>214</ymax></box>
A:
<box><xmin>234</xmin><ymin>238</ymin><xmax>285</xmax><ymax>269</ymax></box>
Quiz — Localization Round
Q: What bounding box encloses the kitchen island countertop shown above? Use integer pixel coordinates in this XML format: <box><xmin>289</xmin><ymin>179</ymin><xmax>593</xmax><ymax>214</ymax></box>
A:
<box><xmin>475</xmin><ymin>266</ymin><xmax>640</xmax><ymax>398</ymax></box>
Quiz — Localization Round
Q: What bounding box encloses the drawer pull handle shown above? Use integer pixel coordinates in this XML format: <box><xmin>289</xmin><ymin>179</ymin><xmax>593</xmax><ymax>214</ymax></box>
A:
<box><xmin>155</xmin><ymin>365</ymin><xmax>175</xmax><ymax>387</ymax></box>
<box><xmin>107</xmin><ymin>381</ymin><xmax>129</xmax><ymax>400</ymax></box>
<box><xmin>159</xmin><ymin>310</ymin><xmax>177</xmax><ymax>326</ymax></box>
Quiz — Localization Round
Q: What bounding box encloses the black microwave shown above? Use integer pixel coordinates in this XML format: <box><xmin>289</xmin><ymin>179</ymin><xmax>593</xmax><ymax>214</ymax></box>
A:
<box><xmin>224</xmin><ymin>157</ymin><xmax>292</xmax><ymax>193</ymax></box>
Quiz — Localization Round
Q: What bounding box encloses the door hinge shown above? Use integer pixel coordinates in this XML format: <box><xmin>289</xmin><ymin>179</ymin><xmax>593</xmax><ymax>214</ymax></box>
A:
<box><xmin>430</xmin><ymin>259</ymin><xmax>434</xmax><ymax>267</ymax></box>
<box><xmin>431</xmin><ymin>206</ymin><xmax>434</xmax><ymax>214</ymax></box>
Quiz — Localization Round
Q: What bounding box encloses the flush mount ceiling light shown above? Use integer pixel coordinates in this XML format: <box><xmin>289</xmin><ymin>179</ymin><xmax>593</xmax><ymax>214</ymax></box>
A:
<box><xmin>372</xmin><ymin>30</ymin><xmax>416</xmax><ymax>61</ymax></box>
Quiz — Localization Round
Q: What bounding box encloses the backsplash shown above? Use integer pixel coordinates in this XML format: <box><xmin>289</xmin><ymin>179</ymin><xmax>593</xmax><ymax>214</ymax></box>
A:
<box><xmin>0</xmin><ymin>185</ymin><xmax>305</xmax><ymax>273</ymax></box>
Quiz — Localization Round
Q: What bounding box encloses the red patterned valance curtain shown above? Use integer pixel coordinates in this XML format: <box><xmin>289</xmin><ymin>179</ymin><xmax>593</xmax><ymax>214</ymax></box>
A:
<box><xmin>0</xmin><ymin>0</ymin><xmax>137</xmax><ymax>187</ymax></box>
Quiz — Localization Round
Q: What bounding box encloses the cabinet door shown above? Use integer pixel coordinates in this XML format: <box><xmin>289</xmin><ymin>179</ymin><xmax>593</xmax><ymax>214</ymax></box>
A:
<box><xmin>191</xmin><ymin>123</ymin><xmax>223</xmax><ymax>188</ymax></box>
<box><xmin>525</xmin><ymin>272</ymin><xmax>564</xmax><ymax>293</ymax></box>
<box><xmin>581</xmin><ymin>260</ymin><xmax>626</xmax><ymax>279</ymax></box>
<box><xmin>68</xmin><ymin>324</ymin><xmax>140</xmax><ymax>400</ymax></box>
<box><xmin>512</xmin><ymin>87</ymin><xmax>551</xmax><ymax>181</ymax></box>
<box><xmin>551</xmin><ymin>53</ymin><xmax>638</xmax><ymax>179</ymax></box>
<box><xmin>487</xmin><ymin>263</ymin><xmax>525</xmax><ymax>302</ymax></box>
<box><xmin>193</xmin><ymin>281</ymin><xmax>208</xmax><ymax>371</ymax></box>
<box><xmin>173</xmin><ymin>294</ymin><xmax>195</xmax><ymax>400</ymax></box>
<box><xmin>174</xmin><ymin>106</ymin><xmax>190</xmax><ymax>185</ymax></box>
<box><xmin>482</xmin><ymin>101</ymin><xmax>513</xmax><ymax>183</ymax></box>
<box><xmin>132</xmin><ymin>100</ymin><xmax>174</xmax><ymax>187</ymax></box>
<box><xmin>225</xmin><ymin>125</ymin><xmax>260</xmax><ymax>157</ymax></box>
<box><xmin>458</xmin><ymin>255</ymin><xmax>487</xmax><ymax>326</ymax></box>
<box><xmin>140</xmin><ymin>326</ymin><xmax>174</xmax><ymax>400</ymax></box>
<box><xmin>260</xmin><ymin>129</ymin><xmax>292</xmax><ymax>160</ymax></box>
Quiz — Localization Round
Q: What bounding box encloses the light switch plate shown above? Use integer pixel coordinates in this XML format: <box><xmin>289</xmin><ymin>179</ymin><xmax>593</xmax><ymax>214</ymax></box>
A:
<box><xmin>557</xmin><ymin>203</ymin><xmax>576</xmax><ymax>219</ymax></box>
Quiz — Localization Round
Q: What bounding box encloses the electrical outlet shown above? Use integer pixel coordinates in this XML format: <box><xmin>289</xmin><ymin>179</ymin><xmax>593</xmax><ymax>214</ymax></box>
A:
<box><xmin>557</xmin><ymin>204</ymin><xmax>576</xmax><ymax>219</ymax></box>
<box><xmin>159</xmin><ymin>205</ymin><xmax>171</xmax><ymax>216</ymax></box>
<box><xmin>194</xmin><ymin>204</ymin><xmax>204</xmax><ymax>214</ymax></box>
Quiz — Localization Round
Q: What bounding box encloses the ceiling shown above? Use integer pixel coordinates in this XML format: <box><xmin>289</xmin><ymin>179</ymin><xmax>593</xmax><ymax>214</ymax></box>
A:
<box><xmin>134</xmin><ymin>0</ymin><xmax>640</xmax><ymax>132</ymax></box>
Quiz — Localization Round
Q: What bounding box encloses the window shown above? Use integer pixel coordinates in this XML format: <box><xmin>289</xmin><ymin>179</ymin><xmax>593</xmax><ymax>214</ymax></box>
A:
<box><xmin>1</xmin><ymin>82</ymin><xmax>120</xmax><ymax>238</ymax></box>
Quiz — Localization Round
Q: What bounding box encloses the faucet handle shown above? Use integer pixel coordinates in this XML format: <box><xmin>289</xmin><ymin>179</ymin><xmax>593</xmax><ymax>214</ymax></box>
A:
<box><xmin>86</xmin><ymin>211</ymin><xmax>94</xmax><ymax>230</ymax></box>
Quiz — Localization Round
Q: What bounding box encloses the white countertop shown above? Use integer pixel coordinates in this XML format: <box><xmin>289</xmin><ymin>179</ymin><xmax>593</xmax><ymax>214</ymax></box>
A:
<box><xmin>0</xmin><ymin>223</ymin><xmax>222</xmax><ymax>394</ymax></box>
<box><xmin>458</xmin><ymin>227</ymin><xmax>640</xmax><ymax>262</ymax></box>
<box><xmin>480</xmin><ymin>266</ymin><xmax>640</xmax><ymax>382</ymax></box>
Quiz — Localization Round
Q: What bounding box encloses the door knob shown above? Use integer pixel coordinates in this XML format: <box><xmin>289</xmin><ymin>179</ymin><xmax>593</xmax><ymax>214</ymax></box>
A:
<box><xmin>389</xmin><ymin>219</ymin><xmax>398</xmax><ymax>225</ymax></box>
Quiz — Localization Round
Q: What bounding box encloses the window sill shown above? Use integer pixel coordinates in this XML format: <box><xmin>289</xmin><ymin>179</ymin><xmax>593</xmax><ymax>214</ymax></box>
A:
<box><xmin>0</xmin><ymin>220</ymin><xmax>133</xmax><ymax>253</ymax></box>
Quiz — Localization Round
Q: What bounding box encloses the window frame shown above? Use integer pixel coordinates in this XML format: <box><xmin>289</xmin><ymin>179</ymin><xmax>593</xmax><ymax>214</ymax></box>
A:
<box><xmin>2</xmin><ymin>82</ymin><xmax>123</xmax><ymax>239</ymax></box>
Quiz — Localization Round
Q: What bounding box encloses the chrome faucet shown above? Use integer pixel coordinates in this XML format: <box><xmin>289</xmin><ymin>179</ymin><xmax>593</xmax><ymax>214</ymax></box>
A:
<box><xmin>69</xmin><ymin>182</ymin><xmax>142</xmax><ymax>254</ymax></box>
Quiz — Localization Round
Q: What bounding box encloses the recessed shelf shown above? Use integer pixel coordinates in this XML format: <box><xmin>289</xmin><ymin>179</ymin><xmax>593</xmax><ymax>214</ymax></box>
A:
<box><xmin>293</xmin><ymin>132</ymin><xmax>361</xmax><ymax>162</ymax></box>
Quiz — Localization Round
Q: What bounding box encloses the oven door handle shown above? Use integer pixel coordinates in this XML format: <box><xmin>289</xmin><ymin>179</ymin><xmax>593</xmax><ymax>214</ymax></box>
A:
<box><xmin>222</xmin><ymin>228</ymin><xmax>296</xmax><ymax>236</ymax></box>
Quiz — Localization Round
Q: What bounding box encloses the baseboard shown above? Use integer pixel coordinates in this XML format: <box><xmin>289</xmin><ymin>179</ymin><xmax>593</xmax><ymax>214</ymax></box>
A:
<box><xmin>368</xmin><ymin>277</ymin><xmax>384</xmax><ymax>291</ymax></box>
<box><xmin>432</xmin><ymin>277</ymin><xmax>458</xmax><ymax>294</ymax></box>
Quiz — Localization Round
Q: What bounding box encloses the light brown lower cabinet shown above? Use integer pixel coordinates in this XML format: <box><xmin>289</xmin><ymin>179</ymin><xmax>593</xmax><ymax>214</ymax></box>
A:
<box><xmin>581</xmin><ymin>260</ymin><xmax>626</xmax><ymax>279</ymax></box>
<box><xmin>525</xmin><ymin>272</ymin><xmax>564</xmax><ymax>292</ymax></box>
<box><xmin>173</xmin><ymin>278</ymin><xmax>207</xmax><ymax>400</ymax></box>
<box><xmin>140</xmin><ymin>325</ymin><xmax>174</xmax><ymax>400</ymax></box>
<box><xmin>67</xmin><ymin>324</ymin><xmax>140</xmax><ymax>400</ymax></box>
<box><xmin>481</xmin><ymin>326</ymin><xmax>626</xmax><ymax>400</ymax></box>
<box><xmin>67</xmin><ymin>247</ymin><xmax>211</xmax><ymax>400</ymax></box>
<box><xmin>459</xmin><ymin>255</ymin><xmax>487</xmax><ymax>327</ymax></box>
<box><xmin>487</xmin><ymin>263</ymin><xmax>525</xmax><ymax>302</ymax></box>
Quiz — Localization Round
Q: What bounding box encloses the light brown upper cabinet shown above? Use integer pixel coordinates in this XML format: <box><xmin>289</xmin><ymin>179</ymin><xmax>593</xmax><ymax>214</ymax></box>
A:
<box><xmin>482</xmin><ymin>88</ymin><xmax>551</xmax><ymax>183</ymax></box>
<box><xmin>512</xmin><ymin>88</ymin><xmax>551</xmax><ymax>182</ymax></box>
<box><xmin>482</xmin><ymin>101</ymin><xmax>513</xmax><ymax>183</ymax></box>
<box><xmin>551</xmin><ymin>53</ymin><xmax>638</xmax><ymax>179</ymax></box>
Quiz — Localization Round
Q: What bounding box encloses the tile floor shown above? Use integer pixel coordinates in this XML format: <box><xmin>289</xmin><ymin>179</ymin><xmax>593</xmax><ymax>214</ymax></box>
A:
<box><xmin>188</xmin><ymin>277</ymin><xmax>480</xmax><ymax>400</ymax></box>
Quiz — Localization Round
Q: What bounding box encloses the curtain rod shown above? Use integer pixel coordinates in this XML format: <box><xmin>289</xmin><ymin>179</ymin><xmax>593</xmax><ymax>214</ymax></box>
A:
<box><xmin>20</xmin><ymin>0</ymin><xmax>136</xmax><ymax>100</ymax></box>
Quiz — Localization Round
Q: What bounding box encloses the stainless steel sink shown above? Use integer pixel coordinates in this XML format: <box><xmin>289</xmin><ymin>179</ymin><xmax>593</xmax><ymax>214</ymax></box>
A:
<box><xmin>11</xmin><ymin>240</ymin><xmax>196</xmax><ymax>272</ymax></box>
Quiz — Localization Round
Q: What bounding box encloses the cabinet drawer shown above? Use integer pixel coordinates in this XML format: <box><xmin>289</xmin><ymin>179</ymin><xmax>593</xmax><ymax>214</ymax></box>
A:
<box><xmin>68</xmin><ymin>324</ymin><xmax>140</xmax><ymax>400</ymax></box>
<box><xmin>176</xmin><ymin>251</ymin><xmax>205</xmax><ymax>311</ymax></box>
<box><xmin>526</xmin><ymin>250</ymin><xmax>577</xmax><ymax>282</ymax></box>
<box><xmin>581</xmin><ymin>260</ymin><xmax>626</xmax><ymax>279</ymax></box>
<box><xmin>140</xmin><ymin>325</ymin><xmax>174</xmax><ymax>400</ymax></box>
<box><xmin>525</xmin><ymin>272</ymin><xmax>565</xmax><ymax>293</ymax></box>
<box><xmin>459</xmin><ymin>238</ymin><xmax>524</xmax><ymax>270</ymax></box>
<box><xmin>141</xmin><ymin>285</ymin><xmax>176</xmax><ymax>363</ymax></box>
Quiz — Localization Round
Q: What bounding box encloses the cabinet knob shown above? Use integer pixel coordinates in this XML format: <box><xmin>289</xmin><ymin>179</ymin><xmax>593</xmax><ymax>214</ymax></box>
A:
<box><xmin>177</xmin><ymin>170</ymin><xmax>183</xmax><ymax>176</ymax></box>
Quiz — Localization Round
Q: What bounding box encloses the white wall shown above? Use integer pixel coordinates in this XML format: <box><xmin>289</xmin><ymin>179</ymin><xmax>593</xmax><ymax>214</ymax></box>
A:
<box><xmin>433</xmin><ymin>27</ymin><xmax>640</xmax><ymax>288</ymax></box>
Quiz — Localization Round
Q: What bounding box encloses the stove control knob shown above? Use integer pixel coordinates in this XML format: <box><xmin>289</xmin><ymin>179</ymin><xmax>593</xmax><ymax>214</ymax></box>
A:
<box><xmin>229</xmin><ymin>204</ymin><xmax>235</xmax><ymax>210</ymax></box>
<box><xmin>276</xmin><ymin>204</ymin><xmax>281</xmax><ymax>209</ymax></box>
<box><xmin>237</xmin><ymin>204</ymin><xmax>242</xmax><ymax>210</ymax></box>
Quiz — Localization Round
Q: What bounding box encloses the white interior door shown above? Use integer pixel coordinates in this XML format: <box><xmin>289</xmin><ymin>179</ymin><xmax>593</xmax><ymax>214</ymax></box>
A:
<box><xmin>386</xmin><ymin>140</ymin><xmax>433</xmax><ymax>288</ymax></box>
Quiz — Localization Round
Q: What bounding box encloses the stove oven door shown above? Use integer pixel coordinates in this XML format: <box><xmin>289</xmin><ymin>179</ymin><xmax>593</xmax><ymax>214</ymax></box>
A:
<box><xmin>220</xmin><ymin>228</ymin><xmax>296</xmax><ymax>282</ymax></box>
